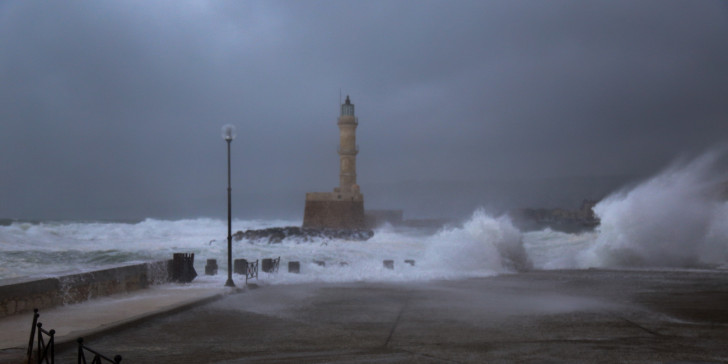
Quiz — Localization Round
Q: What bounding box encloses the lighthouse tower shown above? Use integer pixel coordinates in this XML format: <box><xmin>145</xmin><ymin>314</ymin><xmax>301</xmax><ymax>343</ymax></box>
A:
<box><xmin>338</xmin><ymin>95</ymin><xmax>359</xmax><ymax>194</ymax></box>
<box><xmin>302</xmin><ymin>95</ymin><xmax>365</xmax><ymax>229</ymax></box>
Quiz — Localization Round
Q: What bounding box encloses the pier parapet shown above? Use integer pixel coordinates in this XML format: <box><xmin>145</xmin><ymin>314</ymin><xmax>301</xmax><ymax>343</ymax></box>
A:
<box><xmin>0</xmin><ymin>261</ymin><xmax>171</xmax><ymax>318</ymax></box>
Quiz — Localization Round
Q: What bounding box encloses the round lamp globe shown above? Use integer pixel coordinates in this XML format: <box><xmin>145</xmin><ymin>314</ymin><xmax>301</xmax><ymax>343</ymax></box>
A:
<box><xmin>222</xmin><ymin>124</ymin><xmax>236</xmax><ymax>141</ymax></box>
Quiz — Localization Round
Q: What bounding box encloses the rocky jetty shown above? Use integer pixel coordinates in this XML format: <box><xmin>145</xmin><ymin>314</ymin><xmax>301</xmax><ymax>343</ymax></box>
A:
<box><xmin>233</xmin><ymin>226</ymin><xmax>374</xmax><ymax>244</ymax></box>
<box><xmin>510</xmin><ymin>199</ymin><xmax>600</xmax><ymax>233</ymax></box>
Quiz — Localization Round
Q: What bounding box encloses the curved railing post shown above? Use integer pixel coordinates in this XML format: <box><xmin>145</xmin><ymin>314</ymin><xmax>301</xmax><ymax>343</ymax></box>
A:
<box><xmin>36</xmin><ymin>322</ymin><xmax>55</xmax><ymax>364</ymax></box>
<box><xmin>77</xmin><ymin>338</ymin><xmax>84</xmax><ymax>364</ymax></box>
<box><xmin>27</xmin><ymin>308</ymin><xmax>39</xmax><ymax>363</ymax></box>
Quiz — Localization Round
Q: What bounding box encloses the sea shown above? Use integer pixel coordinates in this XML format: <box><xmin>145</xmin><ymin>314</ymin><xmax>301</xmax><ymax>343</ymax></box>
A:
<box><xmin>2</xmin><ymin>151</ymin><xmax>727</xmax><ymax>285</ymax></box>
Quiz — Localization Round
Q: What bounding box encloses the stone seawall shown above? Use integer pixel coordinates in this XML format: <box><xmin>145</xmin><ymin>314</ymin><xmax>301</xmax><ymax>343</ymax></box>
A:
<box><xmin>0</xmin><ymin>260</ymin><xmax>171</xmax><ymax>318</ymax></box>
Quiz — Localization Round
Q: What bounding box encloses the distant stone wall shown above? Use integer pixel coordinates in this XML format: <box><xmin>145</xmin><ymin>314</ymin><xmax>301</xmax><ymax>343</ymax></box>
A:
<box><xmin>0</xmin><ymin>260</ymin><xmax>171</xmax><ymax>318</ymax></box>
<box><xmin>303</xmin><ymin>192</ymin><xmax>365</xmax><ymax>229</ymax></box>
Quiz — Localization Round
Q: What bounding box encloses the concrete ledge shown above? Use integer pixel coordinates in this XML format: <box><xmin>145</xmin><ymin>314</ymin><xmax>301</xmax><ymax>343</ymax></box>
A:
<box><xmin>52</xmin><ymin>289</ymin><xmax>230</xmax><ymax>354</ymax></box>
<box><xmin>0</xmin><ymin>284</ymin><xmax>234</xmax><ymax>362</ymax></box>
<box><xmin>0</xmin><ymin>260</ymin><xmax>171</xmax><ymax>318</ymax></box>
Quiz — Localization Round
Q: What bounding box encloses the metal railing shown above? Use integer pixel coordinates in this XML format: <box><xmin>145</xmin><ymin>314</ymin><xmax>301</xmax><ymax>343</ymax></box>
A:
<box><xmin>246</xmin><ymin>259</ymin><xmax>259</xmax><ymax>283</ymax></box>
<box><xmin>77</xmin><ymin>338</ymin><xmax>122</xmax><ymax>364</ymax></box>
<box><xmin>27</xmin><ymin>308</ymin><xmax>40</xmax><ymax>363</ymax></box>
<box><xmin>271</xmin><ymin>256</ymin><xmax>280</xmax><ymax>273</ymax></box>
<box><xmin>262</xmin><ymin>257</ymin><xmax>280</xmax><ymax>273</ymax></box>
<box><xmin>35</xmin><ymin>323</ymin><xmax>55</xmax><ymax>364</ymax></box>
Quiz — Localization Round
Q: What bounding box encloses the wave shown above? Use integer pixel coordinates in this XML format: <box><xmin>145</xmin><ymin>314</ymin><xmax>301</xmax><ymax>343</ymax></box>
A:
<box><xmin>579</xmin><ymin>149</ymin><xmax>728</xmax><ymax>268</ymax></box>
<box><xmin>423</xmin><ymin>209</ymin><xmax>531</xmax><ymax>274</ymax></box>
<box><xmin>2</xmin><ymin>150</ymin><xmax>727</xmax><ymax>282</ymax></box>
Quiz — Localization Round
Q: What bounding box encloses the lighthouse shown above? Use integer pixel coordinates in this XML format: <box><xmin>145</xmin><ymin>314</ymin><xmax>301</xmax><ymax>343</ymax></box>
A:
<box><xmin>338</xmin><ymin>95</ymin><xmax>359</xmax><ymax>194</ymax></box>
<box><xmin>302</xmin><ymin>95</ymin><xmax>365</xmax><ymax>229</ymax></box>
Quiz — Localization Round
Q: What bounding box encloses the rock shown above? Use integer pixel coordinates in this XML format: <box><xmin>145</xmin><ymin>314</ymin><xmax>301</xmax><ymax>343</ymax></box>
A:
<box><xmin>234</xmin><ymin>226</ymin><xmax>374</xmax><ymax>243</ymax></box>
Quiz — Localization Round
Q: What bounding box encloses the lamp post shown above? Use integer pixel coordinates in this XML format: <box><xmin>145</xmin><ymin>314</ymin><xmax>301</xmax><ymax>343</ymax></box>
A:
<box><xmin>222</xmin><ymin>124</ymin><xmax>236</xmax><ymax>287</ymax></box>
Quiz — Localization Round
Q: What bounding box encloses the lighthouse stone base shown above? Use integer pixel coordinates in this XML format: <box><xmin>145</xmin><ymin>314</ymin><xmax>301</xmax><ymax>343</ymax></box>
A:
<box><xmin>302</xmin><ymin>192</ymin><xmax>366</xmax><ymax>230</ymax></box>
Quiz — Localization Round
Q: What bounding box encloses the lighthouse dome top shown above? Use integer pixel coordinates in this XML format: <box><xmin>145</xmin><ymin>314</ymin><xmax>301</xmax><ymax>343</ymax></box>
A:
<box><xmin>341</xmin><ymin>95</ymin><xmax>355</xmax><ymax>116</ymax></box>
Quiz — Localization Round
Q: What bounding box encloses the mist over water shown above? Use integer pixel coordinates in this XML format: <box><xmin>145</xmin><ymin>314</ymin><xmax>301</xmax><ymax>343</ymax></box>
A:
<box><xmin>1</xmin><ymin>151</ymin><xmax>727</xmax><ymax>283</ymax></box>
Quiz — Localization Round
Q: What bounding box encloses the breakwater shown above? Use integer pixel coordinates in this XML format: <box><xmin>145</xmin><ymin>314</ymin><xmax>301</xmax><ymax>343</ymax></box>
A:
<box><xmin>0</xmin><ymin>260</ymin><xmax>170</xmax><ymax>318</ymax></box>
<box><xmin>234</xmin><ymin>226</ymin><xmax>374</xmax><ymax>243</ymax></box>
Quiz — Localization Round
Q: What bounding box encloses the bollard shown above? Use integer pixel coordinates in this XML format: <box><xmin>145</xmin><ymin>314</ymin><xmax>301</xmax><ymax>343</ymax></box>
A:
<box><xmin>172</xmin><ymin>253</ymin><xmax>197</xmax><ymax>283</ymax></box>
<box><xmin>205</xmin><ymin>259</ymin><xmax>218</xmax><ymax>275</ymax></box>
<box><xmin>288</xmin><ymin>261</ymin><xmax>300</xmax><ymax>273</ymax></box>
<box><xmin>404</xmin><ymin>259</ymin><xmax>415</xmax><ymax>266</ymax></box>
<box><xmin>314</xmin><ymin>260</ymin><xmax>326</xmax><ymax>267</ymax></box>
<box><xmin>234</xmin><ymin>259</ymin><xmax>248</xmax><ymax>275</ymax></box>
<box><xmin>383</xmin><ymin>260</ymin><xmax>394</xmax><ymax>270</ymax></box>
<box><xmin>262</xmin><ymin>258</ymin><xmax>274</xmax><ymax>273</ymax></box>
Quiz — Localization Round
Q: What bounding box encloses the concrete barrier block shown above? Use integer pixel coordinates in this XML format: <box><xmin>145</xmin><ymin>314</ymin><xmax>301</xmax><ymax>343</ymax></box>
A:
<box><xmin>262</xmin><ymin>258</ymin><xmax>274</xmax><ymax>273</ymax></box>
<box><xmin>172</xmin><ymin>253</ymin><xmax>197</xmax><ymax>283</ymax></box>
<box><xmin>205</xmin><ymin>259</ymin><xmax>218</xmax><ymax>275</ymax></box>
<box><xmin>234</xmin><ymin>259</ymin><xmax>248</xmax><ymax>275</ymax></box>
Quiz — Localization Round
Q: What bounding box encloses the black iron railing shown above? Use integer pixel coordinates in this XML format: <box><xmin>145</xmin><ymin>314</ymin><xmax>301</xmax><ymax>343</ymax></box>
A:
<box><xmin>246</xmin><ymin>259</ymin><xmax>259</xmax><ymax>283</ymax></box>
<box><xmin>35</xmin><ymin>322</ymin><xmax>55</xmax><ymax>364</ymax></box>
<box><xmin>262</xmin><ymin>257</ymin><xmax>280</xmax><ymax>273</ymax></box>
<box><xmin>27</xmin><ymin>308</ymin><xmax>40</xmax><ymax>363</ymax></box>
<box><xmin>77</xmin><ymin>338</ymin><xmax>122</xmax><ymax>364</ymax></box>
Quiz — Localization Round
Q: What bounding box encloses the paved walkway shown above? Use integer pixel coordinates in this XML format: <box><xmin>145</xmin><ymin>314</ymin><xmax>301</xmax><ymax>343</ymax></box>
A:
<box><xmin>0</xmin><ymin>281</ymin><xmax>233</xmax><ymax>362</ymax></box>
<box><xmin>4</xmin><ymin>269</ymin><xmax>728</xmax><ymax>363</ymax></box>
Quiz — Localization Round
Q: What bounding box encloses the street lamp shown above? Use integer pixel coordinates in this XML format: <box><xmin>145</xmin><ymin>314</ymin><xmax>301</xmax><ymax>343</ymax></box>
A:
<box><xmin>222</xmin><ymin>124</ymin><xmax>236</xmax><ymax>287</ymax></box>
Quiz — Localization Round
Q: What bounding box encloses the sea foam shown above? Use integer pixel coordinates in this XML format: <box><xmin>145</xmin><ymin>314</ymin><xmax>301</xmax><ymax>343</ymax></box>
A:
<box><xmin>2</xmin><ymin>150</ymin><xmax>727</xmax><ymax>282</ymax></box>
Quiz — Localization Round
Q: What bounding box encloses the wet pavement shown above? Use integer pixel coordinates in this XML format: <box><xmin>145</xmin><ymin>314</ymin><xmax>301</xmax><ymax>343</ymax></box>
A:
<box><xmin>0</xmin><ymin>283</ymin><xmax>228</xmax><ymax>362</ymax></box>
<box><xmin>4</xmin><ymin>269</ymin><xmax>728</xmax><ymax>363</ymax></box>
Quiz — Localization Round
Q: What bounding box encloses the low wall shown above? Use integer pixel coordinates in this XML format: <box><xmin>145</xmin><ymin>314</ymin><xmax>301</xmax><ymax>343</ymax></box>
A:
<box><xmin>0</xmin><ymin>260</ymin><xmax>171</xmax><ymax>318</ymax></box>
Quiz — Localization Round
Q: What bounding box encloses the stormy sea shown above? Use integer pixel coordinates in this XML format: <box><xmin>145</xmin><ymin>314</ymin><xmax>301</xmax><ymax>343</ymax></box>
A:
<box><xmin>1</xmin><ymin>151</ymin><xmax>727</xmax><ymax>284</ymax></box>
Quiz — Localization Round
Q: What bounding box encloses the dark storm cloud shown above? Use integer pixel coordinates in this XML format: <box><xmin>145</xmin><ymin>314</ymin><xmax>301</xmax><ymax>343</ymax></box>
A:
<box><xmin>1</xmin><ymin>0</ymin><xmax>727</xmax><ymax>220</ymax></box>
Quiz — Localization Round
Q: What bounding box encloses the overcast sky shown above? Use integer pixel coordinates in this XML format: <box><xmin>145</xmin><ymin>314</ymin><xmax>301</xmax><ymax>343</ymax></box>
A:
<box><xmin>1</xmin><ymin>1</ymin><xmax>727</xmax><ymax>220</ymax></box>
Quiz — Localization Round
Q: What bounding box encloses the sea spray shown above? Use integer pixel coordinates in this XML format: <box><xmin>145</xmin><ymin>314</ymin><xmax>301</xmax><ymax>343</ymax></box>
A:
<box><xmin>580</xmin><ymin>150</ymin><xmax>728</xmax><ymax>268</ymax></box>
<box><xmin>1</xmin><ymin>211</ymin><xmax>534</xmax><ymax>283</ymax></box>
<box><xmin>423</xmin><ymin>209</ymin><xmax>532</xmax><ymax>274</ymax></box>
<box><xmin>522</xmin><ymin>228</ymin><xmax>596</xmax><ymax>270</ymax></box>
<box><xmin>4</xmin><ymin>153</ymin><xmax>728</xmax><ymax>284</ymax></box>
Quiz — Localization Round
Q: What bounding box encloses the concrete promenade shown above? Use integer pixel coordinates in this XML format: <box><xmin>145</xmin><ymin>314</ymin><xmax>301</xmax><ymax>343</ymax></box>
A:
<box><xmin>3</xmin><ymin>269</ymin><xmax>728</xmax><ymax>363</ymax></box>
<box><xmin>0</xmin><ymin>282</ymin><xmax>229</xmax><ymax>363</ymax></box>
